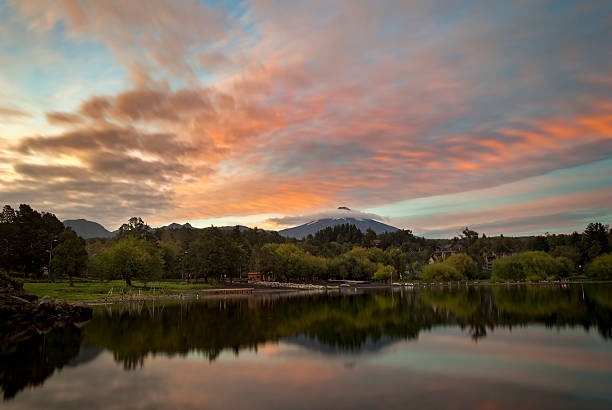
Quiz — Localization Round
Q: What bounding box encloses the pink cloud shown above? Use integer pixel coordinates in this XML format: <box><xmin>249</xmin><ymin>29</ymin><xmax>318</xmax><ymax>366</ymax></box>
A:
<box><xmin>2</xmin><ymin>1</ymin><xmax>610</xmax><ymax>230</ymax></box>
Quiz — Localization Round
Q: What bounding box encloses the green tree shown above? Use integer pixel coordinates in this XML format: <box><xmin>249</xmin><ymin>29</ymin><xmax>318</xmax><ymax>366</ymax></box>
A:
<box><xmin>444</xmin><ymin>253</ymin><xmax>478</xmax><ymax>279</ymax></box>
<box><xmin>554</xmin><ymin>256</ymin><xmax>574</xmax><ymax>278</ymax></box>
<box><xmin>90</xmin><ymin>237</ymin><xmax>164</xmax><ymax>285</ymax></box>
<box><xmin>529</xmin><ymin>236</ymin><xmax>550</xmax><ymax>252</ymax></box>
<box><xmin>582</xmin><ymin>222</ymin><xmax>610</xmax><ymax>262</ymax></box>
<box><xmin>386</xmin><ymin>248</ymin><xmax>406</xmax><ymax>279</ymax></box>
<box><xmin>7</xmin><ymin>204</ymin><xmax>65</xmax><ymax>276</ymax></box>
<box><xmin>585</xmin><ymin>253</ymin><xmax>612</xmax><ymax>280</ymax></box>
<box><xmin>49</xmin><ymin>228</ymin><xmax>88</xmax><ymax>286</ymax></box>
<box><xmin>421</xmin><ymin>263</ymin><xmax>463</xmax><ymax>281</ymax></box>
<box><xmin>118</xmin><ymin>217</ymin><xmax>152</xmax><ymax>240</ymax></box>
<box><xmin>185</xmin><ymin>227</ymin><xmax>247</xmax><ymax>282</ymax></box>
<box><xmin>363</xmin><ymin>228</ymin><xmax>377</xmax><ymax>247</ymax></box>
<box><xmin>373</xmin><ymin>263</ymin><xmax>394</xmax><ymax>282</ymax></box>
<box><xmin>0</xmin><ymin>205</ymin><xmax>18</xmax><ymax>273</ymax></box>
<box><xmin>492</xmin><ymin>251</ymin><xmax>572</xmax><ymax>281</ymax></box>
<box><xmin>254</xmin><ymin>243</ymin><xmax>281</xmax><ymax>279</ymax></box>
<box><xmin>340</xmin><ymin>247</ymin><xmax>377</xmax><ymax>280</ymax></box>
<box><xmin>460</xmin><ymin>227</ymin><xmax>478</xmax><ymax>255</ymax></box>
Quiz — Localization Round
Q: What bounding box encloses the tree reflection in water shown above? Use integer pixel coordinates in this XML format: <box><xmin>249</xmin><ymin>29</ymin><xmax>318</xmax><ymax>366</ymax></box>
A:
<box><xmin>1</xmin><ymin>284</ymin><xmax>611</xmax><ymax>400</ymax></box>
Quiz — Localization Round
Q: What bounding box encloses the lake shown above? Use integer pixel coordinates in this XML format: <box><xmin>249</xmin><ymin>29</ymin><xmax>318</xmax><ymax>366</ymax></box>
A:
<box><xmin>2</xmin><ymin>284</ymin><xmax>612</xmax><ymax>409</ymax></box>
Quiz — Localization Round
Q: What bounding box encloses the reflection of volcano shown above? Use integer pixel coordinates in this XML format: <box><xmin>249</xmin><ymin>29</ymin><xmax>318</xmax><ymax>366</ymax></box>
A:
<box><xmin>284</xmin><ymin>334</ymin><xmax>398</xmax><ymax>355</ymax></box>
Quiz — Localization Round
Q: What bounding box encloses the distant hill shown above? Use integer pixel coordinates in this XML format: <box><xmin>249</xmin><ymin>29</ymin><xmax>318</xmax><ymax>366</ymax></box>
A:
<box><xmin>63</xmin><ymin>219</ymin><xmax>115</xmax><ymax>239</ymax></box>
<box><xmin>63</xmin><ymin>219</ymin><xmax>264</xmax><ymax>238</ymax></box>
<box><xmin>279</xmin><ymin>214</ymin><xmax>398</xmax><ymax>239</ymax></box>
<box><xmin>158</xmin><ymin>222</ymin><xmax>194</xmax><ymax>230</ymax></box>
<box><xmin>219</xmin><ymin>225</ymin><xmax>255</xmax><ymax>232</ymax></box>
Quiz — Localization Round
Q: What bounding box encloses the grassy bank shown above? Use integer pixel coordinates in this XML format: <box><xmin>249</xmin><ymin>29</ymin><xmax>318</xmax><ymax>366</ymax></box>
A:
<box><xmin>23</xmin><ymin>280</ymin><xmax>211</xmax><ymax>303</ymax></box>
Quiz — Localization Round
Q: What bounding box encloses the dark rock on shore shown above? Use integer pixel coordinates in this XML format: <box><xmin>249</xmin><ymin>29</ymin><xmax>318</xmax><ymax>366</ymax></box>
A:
<box><xmin>0</xmin><ymin>274</ymin><xmax>93</xmax><ymax>350</ymax></box>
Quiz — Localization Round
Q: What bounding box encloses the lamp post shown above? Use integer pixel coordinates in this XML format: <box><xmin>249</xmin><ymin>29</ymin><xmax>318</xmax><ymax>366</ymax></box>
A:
<box><xmin>48</xmin><ymin>238</ymin><xmax>58</xmax><ymax>282</ymax></box>
<box><xmin>181</xmin><ymin>250</ymin><xmax>188</xmax><ymax>281</ymax></box>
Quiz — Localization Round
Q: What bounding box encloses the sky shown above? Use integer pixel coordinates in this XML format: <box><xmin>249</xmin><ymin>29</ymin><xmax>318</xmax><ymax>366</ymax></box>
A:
<box><xmin>0</xmin><ymin>0</ymin><xmax>610</xmax><ymax>237</ymax></box>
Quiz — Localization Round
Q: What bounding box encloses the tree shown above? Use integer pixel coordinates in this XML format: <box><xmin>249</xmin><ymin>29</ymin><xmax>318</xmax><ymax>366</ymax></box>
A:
<box><xmin>492</xmin><ymin>251</ymin><xmax>573</xmax><ymax>281</ymax></box>
<box><xmin>185</xmin><ymin>227</ymin><xmax>247</xmax><ymax>282</ymax></box>
<box><xmin>529</xmin><ymin>236</ymin><xmax>550</xmax><ymax>252</ymax></box>
<box><xmin>10</xmin><ymin>204</ymin><xmax>64</xmax><ymax>276</ymax></box>
<box><xmin>585</xmin><ymin>253</ymin><xmax>612</xmax><ymax>280</ymax></box>
<box><xmin>90</xmin><ymin>237</ymin><xmax>164</xmax><ymax>285</ymax></box>
<box><xmin>118</xmin><ymin>217</ymin><xmax>152</xmax><ymax>240</ymax></box>
<box><xmin>49</xmin><ymin>228</ymin><xmax>88</xmax><ymax>286</ymax></box>
<box><xmin>386</xmin><ymin>248</ymin><xmax>406</xmax><ymax>279</ymax></box>
<box><xmin>421</xmin><ymin>263</ymin><xmax>463</xmax><ymax>281</ymax></box>
<box><xmin>582</xmin><ymin>222</ymin><xmax>610</xmax><ymax>262</ymax></box>
<box><xmin>159</xmin><ymin>242</ymin><xmax>179</xmax><ymax>278</ymax></box>
<box><xmin>363</xmin><ymin>228</ymin><xmax>377</xmax><ymax>247</ymax></box>
<box><xmin>340</xmin><ymin>247</ymin><xmax>377</xmax><ymax>280</ymax></box>
<box><xmin>254</xmin><ymin>244</ymin><xmax>281</xmax><ymax>279</ymax></box>
<box><xmin>0</xmin><ymin>205</ymin><xmax>17</xmax><ymax>273</ymax></box>
<box><xmin>549</xmin><ymin>245</ymin><xmax>580</xmax><ymax>266</ymax></box>
<box><xmin>373</xmin><ymin>263</ymin><xmax>394</xmax><ymax>282</ymax></box>
<box><xmin>460</xmin><ymin>227</ymin><xmax>479</xmax><ymax>254</ymax></box>
<box><xmin>444</xmin><ymin>253</ymin><xmax>478</xmax><ymax>279</ymax></box>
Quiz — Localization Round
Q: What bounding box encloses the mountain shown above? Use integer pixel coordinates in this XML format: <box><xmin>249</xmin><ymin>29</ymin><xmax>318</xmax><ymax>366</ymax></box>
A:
<box><xmin>158</xmin><ymin>222</ymin><xmax>194</xmax><ymax>230</ymax></box>
<box><xmin>63</xmin><ymin>218</ymin><xmax>264</xmax><ymax>238</ymax></box>
<box><xmin>63</xmin><ymin>219</ymin><xmax>115</xmax><ymax>239</ymax></box>
<box><xmin>278</xmin><ymin>208</ymin><xmax>398</xmax><ymax>239</ymax></box>
<box><xmin>219</xmin><ymin>225</ymin><xmax>256</xmax><ymax>232</ymax></box>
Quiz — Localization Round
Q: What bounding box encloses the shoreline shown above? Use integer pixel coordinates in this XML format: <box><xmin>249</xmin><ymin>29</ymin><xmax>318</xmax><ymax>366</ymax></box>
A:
<box><xmin>73</xmin><ymin>279</ymin><xmax>611</xmax><ymax>305</ymax></box>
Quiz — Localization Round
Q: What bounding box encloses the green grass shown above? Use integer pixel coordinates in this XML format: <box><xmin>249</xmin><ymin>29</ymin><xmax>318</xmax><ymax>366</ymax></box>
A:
<box><xmin>23</xmin><ymin>280</ymin><xmax>211</xmax><ymax>303</ymax></box>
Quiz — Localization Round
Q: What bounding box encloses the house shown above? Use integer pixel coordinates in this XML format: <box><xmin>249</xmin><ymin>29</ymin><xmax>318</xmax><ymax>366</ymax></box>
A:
<box><xmin>247</xmin><ymin>272</ymin><xmax>275</xmax><ymax>282</ymax></box>
<box><xmin>482</xmin><ymin>252</ymin><xmax>511</xmax><ymax>271</ymax></box>
<box><xmin>247</xmin><ymin>272</ymin><xmax>263</xmax><ymax>281</ymax></box>
<box><xmin>428</xmin><ymin>244</ymin><xmax>461</xmax><ymax>264</ymax></box>
<box><xmin>483</xmin><ymin>253</ymin><xmax>497</xmax><ymax>271</ymax></box>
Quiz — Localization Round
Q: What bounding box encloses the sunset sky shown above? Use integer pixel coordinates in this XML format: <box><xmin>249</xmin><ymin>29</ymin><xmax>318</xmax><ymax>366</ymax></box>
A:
<box><xmin>1</xmin><ymin>0</ymin><xmax>610</xmax><ymax>237</ymax></box>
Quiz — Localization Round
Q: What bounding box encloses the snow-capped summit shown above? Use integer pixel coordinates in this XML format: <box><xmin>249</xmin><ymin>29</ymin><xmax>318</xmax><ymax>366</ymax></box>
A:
<box><xmin>277</xmin><ymin>208</ymin><xmax>398</xmax><ymax>239</ymax></box>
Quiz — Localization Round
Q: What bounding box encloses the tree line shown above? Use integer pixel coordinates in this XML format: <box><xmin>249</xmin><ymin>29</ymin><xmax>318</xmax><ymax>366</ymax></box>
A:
<box><xmin>0</xmin><ymin>204</ymin><xmax>87</xmax><ymax>285</ymax></box>
<box><xmin>1</xmin><ymin>203</ymin><xmax>611</xmax><ymax>285</ymax></box>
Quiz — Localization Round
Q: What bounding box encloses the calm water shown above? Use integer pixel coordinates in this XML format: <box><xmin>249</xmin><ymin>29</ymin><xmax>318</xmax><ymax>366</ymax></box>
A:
<box><xmin>2</xmin><ymin>284</ymin><xmax>612</xmax><ymax>409</ymax></box>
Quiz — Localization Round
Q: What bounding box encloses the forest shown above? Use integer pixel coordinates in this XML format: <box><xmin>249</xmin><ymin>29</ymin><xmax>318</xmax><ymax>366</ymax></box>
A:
<box><xmin>1</xmin><ymin>204</ymin><xmax>611</xmax><ymax>284</ymax></box>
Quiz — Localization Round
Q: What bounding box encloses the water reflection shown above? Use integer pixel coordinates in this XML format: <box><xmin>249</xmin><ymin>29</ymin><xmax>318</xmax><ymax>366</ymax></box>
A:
<box><xmin>0</xmin><ymin>326</ymin><xmax>83</xmax><ymax>400</ymax></box>
<box><xmin>1</xmin><ymin>284</ymin><xmax>611</xmax><ymax>406</ymax></box>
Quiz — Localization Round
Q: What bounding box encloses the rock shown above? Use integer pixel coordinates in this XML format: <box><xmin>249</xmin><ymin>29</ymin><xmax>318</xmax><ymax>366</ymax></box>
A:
<box><xmin>38</xmin><ymin>295</ymin><xmax>55</xmax><ymax>306</ymax></box>
<box><xmin>0</xmin><ymin>274</ymin><xmax>38</xmax><ymax>302</ymax></box>
<box><xmin>0</xmin><ymin>273</ymin><xmax>93</xmax><ymax>350</ymax></box>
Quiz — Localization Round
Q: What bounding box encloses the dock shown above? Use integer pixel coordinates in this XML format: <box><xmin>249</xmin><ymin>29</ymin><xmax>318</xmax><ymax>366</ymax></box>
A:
<box><xmin>199</xmin><ymin>288</ymin><xmax>254</xmax><ymax>295</ymax></box>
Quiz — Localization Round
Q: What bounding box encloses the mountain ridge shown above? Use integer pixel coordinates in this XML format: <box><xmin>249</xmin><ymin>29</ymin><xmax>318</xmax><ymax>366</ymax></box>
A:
<box><xmin>278</xmin><ymin>217</ymin><xmax>398</xmax><ymax>239</ymax></box>
<box><xmin>63</xmin><ymin>219</ymin><xmax>116</xmax><ymax>239</ymax></box>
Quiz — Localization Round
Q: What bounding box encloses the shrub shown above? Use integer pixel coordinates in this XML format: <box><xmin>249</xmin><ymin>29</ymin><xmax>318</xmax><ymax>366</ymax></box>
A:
<box><xmin>553</xmin><ymin>256</ymin><xmax>574</xmax><ymax>278</ymax></box>
<box><xmin>585</xmin><ymin>253</ymin><xmax>612</xmax><ymax>280</ymax></box>
<box><xmin>492</xmin><ymin>251</ymin><xmax>573</xmax><ymax>281</ymax></box>
<box><xmin>444</xmin><ymin>253</ymin><xmax>478</xmax><ymax>279</ymax></box>
<box><xmin>421</xmin><ymin>263</ymin><xmax>463</xmax><ymax>281</ymax></box>
<box><xmin>373</xmin><ymin>263</ymin><xmax>394</xmax><ymax>281</ymax></box>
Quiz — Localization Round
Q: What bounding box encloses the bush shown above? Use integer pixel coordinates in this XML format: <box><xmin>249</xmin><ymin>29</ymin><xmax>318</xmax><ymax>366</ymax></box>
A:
<box><xmin>421</xmin><ymin>263</ymin><xmax>463</xmax><ymax>281</ymax></box>
<box><xmin>444</xmin><ymin>253</ymin><xmax>478</xmax><ymax>279</ymax></box>
<box><xmin>373</xmin><ymin>263</ymin><xmax>394</xmax><ymax>281</ymax></box>
<box><xmin>492</xmin><ymin>251</ymin><xmax>574</xmax><ymax>281</ymax></box>
<box><xmin>585</xmin><ymin>253</ymin><xmax>612</xmax><ymax>280</ymax></box>
<box><xmin>554</xmin><ymin>256</ymin><xmax>574</xmax><ymax>278</ymax></box>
